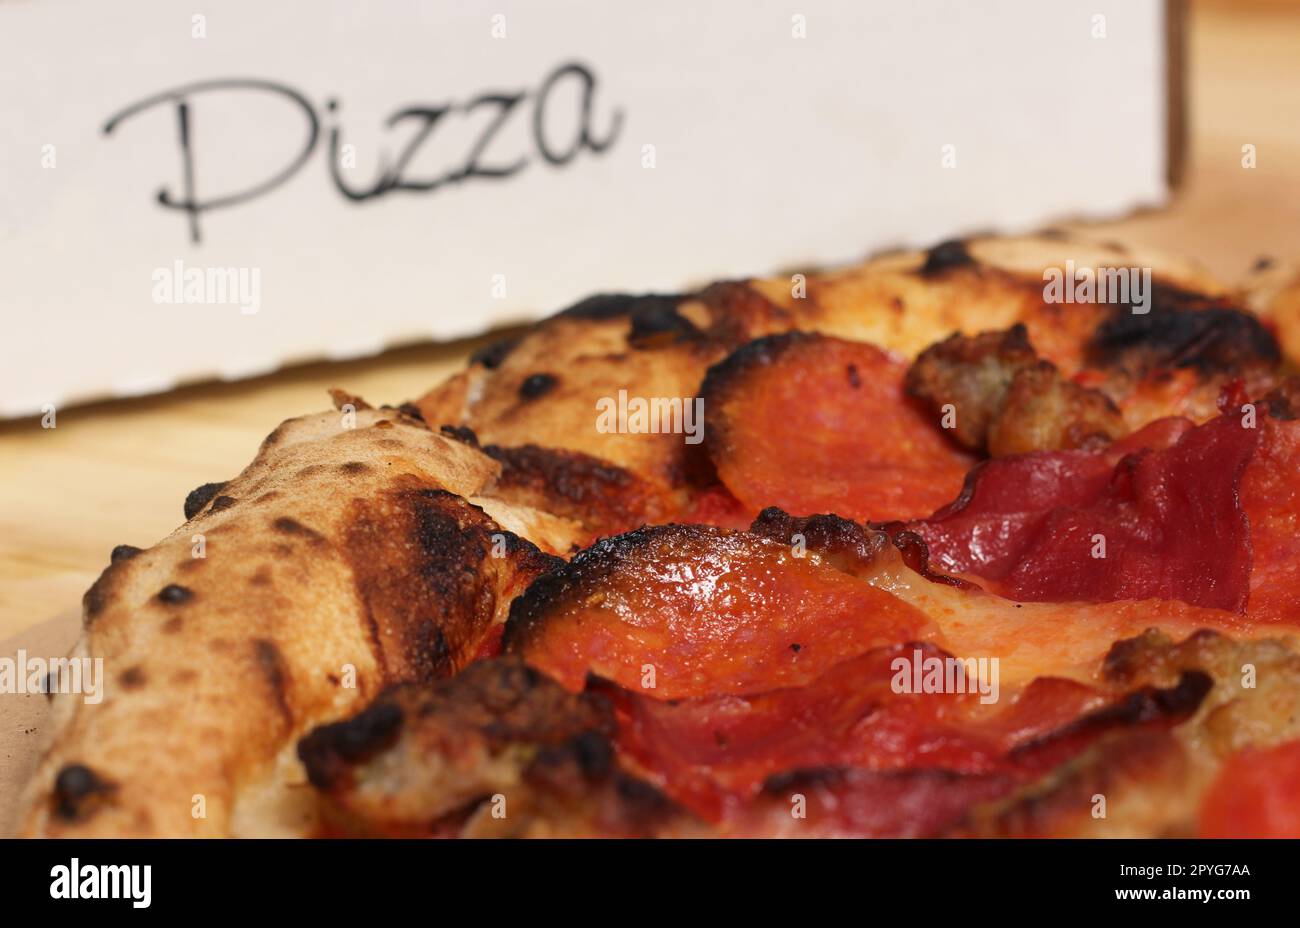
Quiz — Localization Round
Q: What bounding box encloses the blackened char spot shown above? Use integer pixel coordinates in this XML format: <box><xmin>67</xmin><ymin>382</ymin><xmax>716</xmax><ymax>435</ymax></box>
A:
<box><xmin>628</xmin><ymin>301</ymin><xmax>700</xmax><ymax>346</ymax></box>
<box><xmin>396</xmin><ymin>402</ymin><xmax>425</xmax><ymax>422</ymax></box>
<box><xmin>183</xmin><ymin>481</ymin><xmax>227</xmax><ymax>520</ymax></box>
<box><xmin>110</xmin><ymin>544</ymin><xmax>142</xmax><ymax>563</ymax></box>
<box><xmin>519</xmin><ymin>373</ymin><xmax>558</xmax><ymax>399</ymax></box>
<box><xmin>566</xmin><ymin>729</ymin><xmax>614</xmax><ymax>778</ymax></box>
<box><xmin>556</xmin><ymin>292</ymin><xmax>681</xmax><ymax>322</ymax></box>
<box><xmin>210</xmin><ymin>495</ymin><xmax>237</xmax><ymax>512</ymax></box>
<box><xmin>483</xmin><ymin>443</ymin><xmax>661</xmax><ymax>533</ymax></box>
<box><xmin>157</xmin><ymin>584</ymin><xmax>193</xmax><ymax>605</ymax></box>
<box><xmin>440</xmin><ymin>424</ymin><xmax>479</xmax><ymax>446</ymax></box>
<box><xmin>920</xmin><ymin>240</ymin><xmax>976</xmax><ymax>276</ymax></box>
<box><xmin>1087</xmin><ymin>283</ymin><xmax>1280</xmax><ymax>375</ymax></box>
<box><xmin>297</xmin><ymin>700</ymin><xmax>404</xmax><ymax>789</ymax></box>
<box><xmin>52</xmin><ymin>764</ymin><xmax>115</xmax><ymax>821</ymax></box>
<box><xmin>470</xmin><ymin>335</ymin><xmax>522</xmax><ymax>370</ymax></box>
<box><xmin>1010</xmin><ymin>670</ymin><xmax>1213</xmax><ymax>763</ymax></box>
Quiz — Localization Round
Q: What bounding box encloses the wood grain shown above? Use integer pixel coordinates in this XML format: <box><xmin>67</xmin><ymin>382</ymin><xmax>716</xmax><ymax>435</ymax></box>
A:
<box><xmin>3</xmin><ymin>1</ymin><xmax>1299</xmax><ymax>640</ymax></box>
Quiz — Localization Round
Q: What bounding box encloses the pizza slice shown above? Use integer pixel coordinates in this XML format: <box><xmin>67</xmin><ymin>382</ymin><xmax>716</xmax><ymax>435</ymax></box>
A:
<box><xmin>19</xmin><ymin>232</ymin><xmax>1300</xmax><ymax>838</ymax></box>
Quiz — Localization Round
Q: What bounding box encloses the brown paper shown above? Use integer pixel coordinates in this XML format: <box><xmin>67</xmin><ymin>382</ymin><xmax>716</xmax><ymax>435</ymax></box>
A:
<box><xmin>0</xmin><ymin>612</ymin><xmax>81</xmax><ymax>837</ymax></box>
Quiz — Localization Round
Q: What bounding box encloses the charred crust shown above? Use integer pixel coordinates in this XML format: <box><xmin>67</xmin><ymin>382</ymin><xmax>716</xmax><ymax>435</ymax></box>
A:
<box><xmin>697</xmin><ymin>280</ymin><xmax>791</xmax><ymax>343</ymax></box>
<box><xmin>52</xmin><ymin>764</ymin><xmax>116</xmax><ymax>821</ymax></box>
<box><xmin>272</xmin><ymin>516</ymin><xmax>325</xmax><ymax>544</ymax></box>
<box><xmin>556</xmin><ymin>292</ymin><xmax>682</xmax><ymax>322</ymax></box>
<box><xmin>339</xmin><ymin>461</ymin><xmax>371</xmax><ymax>475</ymax></box>
<box><xmin>110</xmin><ymin>544</ymin><xmax>142</xmax><ymax>563</ymax></box>
<box><xmin>157</xmin><ymin>583</ymin><xmax>193</xmax><ymax>605</ymax></box>
<box><xmin>119</xmin><ymin>666</ymin><xmax>146</xmax><ymax>690</ymax></box>
<box><xmin>439</xmin><ymin>424</ymin><xmax>480</xmax><ymax>447</ymax></box>
<box><xmin>484</xmin><ymin>443</ymin><xmax>664</xmax><ymax>533</ymax></box>
<box><xmin>518</xmin><ymin>372</ymin><xmax>558</xmax><ymax>399</ymax></box>
<box><xmin>253</xmin><ymin>638</ymin><xmax>294</xmax><ymax>726</ymax></box>
<box><xmin>345</xmin><ymin>482</ymin><xmax>558</xmax><ymax>682</ymax></box>
<box><xmin>628</xmin><ymin>302</ymin><xmax>701</xmax><ymax>347</ymax></box>
<box><xmin>298</xmin><ymin>700</ymin><xmax>405</xmax><ymax>790</ymax></box>
<box><xmin>1086</xmin><ymin>283</ymin><xmax>1280</xmax><ymax>376</ymax></box>
<box><xmin>210</xmin><ymin>495</ymin><xmax>237</xmax><ymax>513</ymax></box>
<box><xmin>919</xmin><ymin>239</ymin><xmax>976</xmax><ymax>276</ymax></box>
<box><xmin>470</xmin><ymin>335</ymin><xmax>522</xmax><ymax>369</ymax></box>
<box><xmin>183</xmin><ymin>481</ymin><xmax>227</xmax><ymax>520</ymax></box>
<box><xmin>396</xmin><ymin>402</ymin><xmax>425</xmax><ymax>422</ymax></box>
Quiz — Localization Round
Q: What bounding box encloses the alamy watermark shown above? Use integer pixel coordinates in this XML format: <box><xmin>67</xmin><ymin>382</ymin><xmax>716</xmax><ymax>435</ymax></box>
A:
<box><xmin>890</xmin><ymin>647</ymin><xmax>999</xmax><ymax>705</ymax></box>
<box><xmin>1042</xmin><ymin>261</ymin><xmax>1152</xmax><ymax>314</ymax></box>
<box><xmin>595</xmin><ymin>390</ymin><xmax>704</xmax><ymax>445</ymax></box>
<box><xmin>0</xmin><ymin>651</ymin><xmax>103</xmax><ymax>704</ymax></box>
<box><xmin>152</xmin><ymin>259</ymin><xmax>261</xmax><ymax>314</ymax></box>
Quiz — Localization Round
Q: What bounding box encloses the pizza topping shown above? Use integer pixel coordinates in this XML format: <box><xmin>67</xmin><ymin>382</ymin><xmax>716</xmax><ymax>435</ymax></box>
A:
<box><xmin>1239</xmin><ymin>415</ymin><xmax>1300</xmax><ymax>622</ymax></box>
<box><xmin>702</xmin><ymin>332</ymin><xmax>975</xmax><ymax>523</ymax></box>
<box><xmin>911</xmin><ymin>413</ymin><xmax>1259</xmax><ymax>611</ymax></box>
<box><xmin>599</xmin><ymin>643</ymin><xmax>1207</xmax><ymax>822</ymax></box>
<box><xmin>728</xmin><ymin>767</ymin><xmax>1018</xmax><ymax>838</ymax></box>
<box><xmin>905</xmin><ymin>325</ymin><xmax>1126</xmax><ymax>456</ymax></box>
<box><xmin>1199</xmin><ymin>739</ymin><xmax>1300</xmax><ymax>838</ymax></box>
<box><xmin>298</xmin><ymin>656</ymin><xmax>694</xmax><ymax>837</ymax></box>
<box><xmin>504</xmin><ymin>523</ymin><xmax>934</xmax><ymax>699</ymax></box>
<box><xmin>748</xmin><ymin>507</ymin><xmax>973</xmax><ymax>589</ymax></box>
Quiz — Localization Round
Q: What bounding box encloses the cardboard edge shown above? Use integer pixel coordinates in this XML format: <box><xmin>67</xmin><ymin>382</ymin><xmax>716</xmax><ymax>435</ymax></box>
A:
<box><xmin>1166</xmin><ymin>0</ymin><xmax>1189</xmax><ymax>191</ymax></box>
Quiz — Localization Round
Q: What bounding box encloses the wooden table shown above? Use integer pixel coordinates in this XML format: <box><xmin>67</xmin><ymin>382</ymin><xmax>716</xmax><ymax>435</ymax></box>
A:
<box><xmin>3</xmin><ymin>0</ymin><xmax>1300</xmax><ymax>640</ymax></box>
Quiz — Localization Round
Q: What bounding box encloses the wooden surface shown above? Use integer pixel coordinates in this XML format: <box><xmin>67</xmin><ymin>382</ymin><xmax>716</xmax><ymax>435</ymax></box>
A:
<box><xmin>3</xmin><ymin>1</ymin><xmax>1300</xmax><ymax>640</ymax></box>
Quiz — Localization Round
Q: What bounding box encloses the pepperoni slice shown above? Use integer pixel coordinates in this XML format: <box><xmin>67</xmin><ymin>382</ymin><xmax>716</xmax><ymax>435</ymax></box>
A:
<box><xmin>598</xmin><ymin>641</ymin><xmax>1196</xmax><ymax>822</ymax></box>
<box><xmin>503</xmin><ymin>524</ymin><xmax>933</xmax><ymax>699</ymax></box>
<box><xmin>1200</xmin><ymin>739</ymin><xmax>1300</xmax><ymax>838</ymax></box>
<box><xmin>912</xmin><ymin>414</ymin><xmax>1258</xmax><ymax>611</ymax></box>
<box><xmin>702</xmin><ymin>333</ymin><xmax>976</xmax><ymax>522</ymax></box>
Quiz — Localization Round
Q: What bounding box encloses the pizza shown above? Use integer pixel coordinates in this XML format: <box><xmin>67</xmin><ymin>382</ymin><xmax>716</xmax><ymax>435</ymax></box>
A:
<box><xmin>18</xmin><ymin>233</ymin><xmax>1300</xmax><ymax>838</ymax></box>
